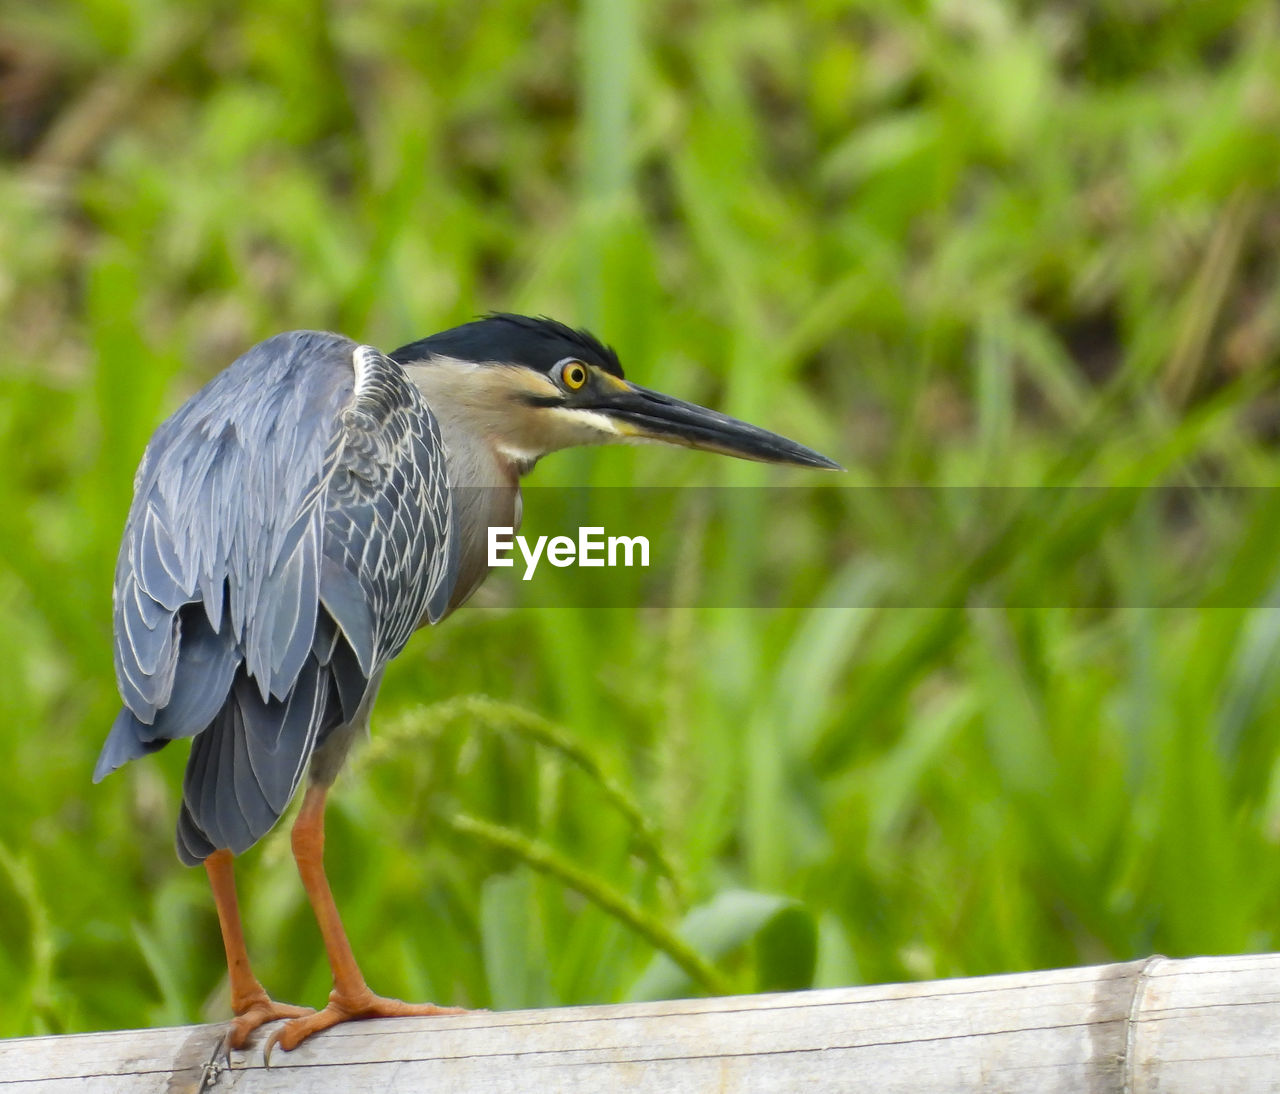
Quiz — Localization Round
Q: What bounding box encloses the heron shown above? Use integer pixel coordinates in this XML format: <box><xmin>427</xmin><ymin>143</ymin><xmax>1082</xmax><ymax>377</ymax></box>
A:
<box><xmin>94</xmin><ymin>314</ymin><xmax>839</xmax><ymax>1054</ymax></box>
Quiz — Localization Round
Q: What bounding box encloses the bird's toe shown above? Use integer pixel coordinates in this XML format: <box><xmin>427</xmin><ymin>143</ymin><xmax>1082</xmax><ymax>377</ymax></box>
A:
<box><xmin>262</xmin><ymin>989</ymin><xmax>468</xmax><ymax>1061</ymax></box>
<box><xmin>224</xmin><ymin>994</ymin><xmax>315</xmax><ymax>1051</ymax></box>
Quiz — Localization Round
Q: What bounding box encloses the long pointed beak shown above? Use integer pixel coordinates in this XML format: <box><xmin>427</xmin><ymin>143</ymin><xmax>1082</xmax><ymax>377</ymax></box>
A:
<box><xmin>592</xmin><ymin>381</ymin><xmax>842</xmax><ymax>470</ymax></box>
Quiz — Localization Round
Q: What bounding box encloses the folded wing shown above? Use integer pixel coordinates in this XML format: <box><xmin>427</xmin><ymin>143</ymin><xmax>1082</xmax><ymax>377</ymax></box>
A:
<box><xmin>94</xmin><ymin>332</ymin><xmax>456</xmax><ymax>864</ymax></box>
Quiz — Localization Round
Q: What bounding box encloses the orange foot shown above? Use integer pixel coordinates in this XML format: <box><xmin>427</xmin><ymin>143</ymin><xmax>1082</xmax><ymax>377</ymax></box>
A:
<box><xmin>224</xmin><ymin>991</ymin><xmax>315</xmax><ymax>1051</ymax></box>
<box><xmin>264</xmin><ymin>987</ymin><xmax>467</xmax><ymax>1060</ymax></box>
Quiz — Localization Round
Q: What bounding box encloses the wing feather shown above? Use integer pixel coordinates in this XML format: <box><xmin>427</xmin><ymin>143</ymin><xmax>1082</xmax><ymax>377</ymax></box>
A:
<box><xmin>95</xmin><ymin>331</ymin><xmax>457</xmax><ymax>865</ymax></box>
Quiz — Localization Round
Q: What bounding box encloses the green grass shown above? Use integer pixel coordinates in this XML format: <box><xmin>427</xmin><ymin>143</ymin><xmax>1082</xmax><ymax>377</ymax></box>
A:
<box><xmin>2</xmin><ymin>0</ymin><xmax>1280</xmax><ymax>1038</ymax></box>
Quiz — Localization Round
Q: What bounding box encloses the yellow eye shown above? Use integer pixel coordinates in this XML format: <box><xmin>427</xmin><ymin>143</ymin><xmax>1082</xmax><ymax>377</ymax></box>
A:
<box><xmin>562</xmin><ymin>361</ymin><xmax>588</xmax><ymax>391</ymax></box>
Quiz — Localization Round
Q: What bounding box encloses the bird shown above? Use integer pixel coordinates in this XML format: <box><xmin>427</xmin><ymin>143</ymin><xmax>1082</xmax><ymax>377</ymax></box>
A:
<box><xmin>94</xmin><ymin>313</ymin><xmax>839</xmax><ymax>1054</ymax></box>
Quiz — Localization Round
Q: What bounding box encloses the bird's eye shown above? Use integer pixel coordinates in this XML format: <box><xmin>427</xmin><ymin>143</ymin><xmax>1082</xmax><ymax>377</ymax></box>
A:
<box><xmin>561</xmin><ymin>361</ymin><xmax>588</xmax><ymax>391</ymax></box>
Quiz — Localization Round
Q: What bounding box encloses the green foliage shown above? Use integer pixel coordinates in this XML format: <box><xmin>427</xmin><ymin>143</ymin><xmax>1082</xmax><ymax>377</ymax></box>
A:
<box><xmin>2</xmin><ymin>0</ymin><xmax>1280</xmax><ymax>1038</ymax></box>
<box><xmin>628</xmin><ymin>890</ymin><xmax>817</xmax><ymax>1001</ymax></box>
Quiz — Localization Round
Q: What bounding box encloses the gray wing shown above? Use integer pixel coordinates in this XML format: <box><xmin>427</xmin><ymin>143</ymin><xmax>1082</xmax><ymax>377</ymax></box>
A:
<box><xmin>93</xmin><ymin>331</ymin><xmax>457</xmax><ymax>865</ymax></box>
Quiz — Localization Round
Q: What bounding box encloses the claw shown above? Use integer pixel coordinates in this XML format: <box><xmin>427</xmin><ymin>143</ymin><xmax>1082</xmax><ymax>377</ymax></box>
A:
<box><xmin>263</xmin><ymin>1027</ymin><xmax>282</xmax><ymax>1069</ymax></box>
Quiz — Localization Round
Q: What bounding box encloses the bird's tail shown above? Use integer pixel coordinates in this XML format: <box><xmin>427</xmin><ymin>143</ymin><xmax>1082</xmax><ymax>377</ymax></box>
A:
<box><xmin>175</xmin><ymin>660</ymin><xmax>336</xmax><ymax>865</ymax></box>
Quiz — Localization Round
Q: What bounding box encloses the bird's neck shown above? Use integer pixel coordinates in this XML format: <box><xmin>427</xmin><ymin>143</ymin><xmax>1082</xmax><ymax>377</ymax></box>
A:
<box><xmin>403</xmin><ymin>364</ymin><xmax>526</xmax><ymax>615</ymax></box>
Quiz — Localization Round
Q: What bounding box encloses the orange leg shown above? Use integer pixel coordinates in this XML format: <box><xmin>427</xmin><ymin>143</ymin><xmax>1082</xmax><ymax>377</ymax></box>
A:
<box><xmin>265</xmin><ymin>784</ymin><xmax>465</xmax><ymax>1057</ymax></box>
<box><xmin>204</xmin><ymin>849</ymin><xmax>312</xmax><ymax>1048</ymax></box>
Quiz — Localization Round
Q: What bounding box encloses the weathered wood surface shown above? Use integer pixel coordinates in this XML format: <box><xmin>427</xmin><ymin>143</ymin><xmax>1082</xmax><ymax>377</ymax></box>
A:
<box><xmin>3</xmin><ymin>953</ymin><xmax>1278</xmax><ymax>1092</ymax></box>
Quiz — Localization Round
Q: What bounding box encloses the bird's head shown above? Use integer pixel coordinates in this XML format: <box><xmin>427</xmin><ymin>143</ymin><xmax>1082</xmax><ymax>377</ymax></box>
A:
<box><xmin>391</xmin><ymin>314</ymin><xmax>840</xmax><ymax>473</ymax></box>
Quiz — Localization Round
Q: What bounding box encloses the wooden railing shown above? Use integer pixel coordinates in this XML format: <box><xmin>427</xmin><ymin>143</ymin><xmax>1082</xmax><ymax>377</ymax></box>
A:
<box><xmin>4</xmin><ymin>953</ymin><xmax>1279</xmax><ymax>1091</ymax></box>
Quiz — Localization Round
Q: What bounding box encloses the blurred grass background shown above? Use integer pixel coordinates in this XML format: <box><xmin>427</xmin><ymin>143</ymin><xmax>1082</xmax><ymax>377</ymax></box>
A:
<box><xmin>3</xmin><ymin>0</ymin><xmax>1280</xmax><ymax>1038</ymax></box>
